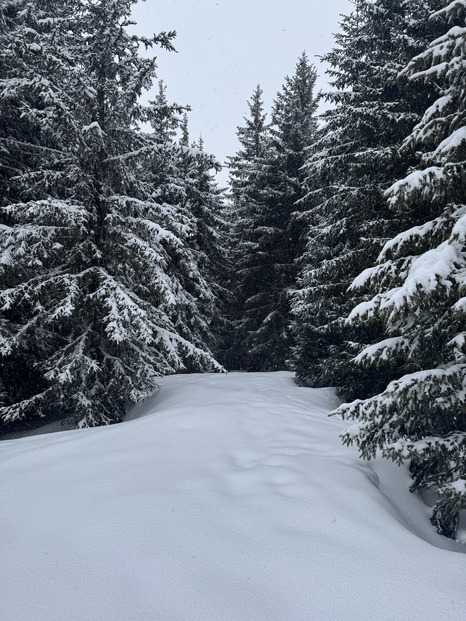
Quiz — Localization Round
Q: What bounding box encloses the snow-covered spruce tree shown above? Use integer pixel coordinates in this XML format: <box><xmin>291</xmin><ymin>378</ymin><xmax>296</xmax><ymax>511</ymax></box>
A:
<box><xmin>224</xmin><ymin>84</ymin><xmax>270</xmax><ymax>369</ymax></box>
<box><xmin>291</xmin><ymin>0</ymin><xmax>443</xmax><ymax>396</ymax></box>
<box><xmin>338</xmin><ymin>0</ymin><xmax>466</xmax><ymax>539</ymax></box>
<box><xmin>0</xmin><ymin>0</ymin><xmax>86</xmax><ymax>422</ymax></box>
<box><xmin>140</xmin><ymin>85</ymin><xmax>226</xmax><ymax>362</ymax></box>
<box><xmin>0</xmin><ymin>0</ymin><xmax>80</xmax><ymax>205</ymax></box>
<box><xmin>175</xmin><ymin>131</ymin><xmax>229</xmax><ymax>362</ymax></box>
<box><xmin>142</xmin><ymin>86</ymin><xmax>229</xmax><ymax>364</ymax></box>
<box><xmin>0</xmin><ymin>0</ymin><xmax>221</xmax><ymax>432</ymax></box>
<box><xmin>228</xmin><ymin>55</ymin><xmax>318</xmax><ymax>371</ymax></box>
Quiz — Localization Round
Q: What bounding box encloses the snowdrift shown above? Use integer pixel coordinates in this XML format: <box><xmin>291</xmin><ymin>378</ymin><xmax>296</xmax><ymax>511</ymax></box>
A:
<box><xmin>1</xmin><ymin>372</ymin><xmax>465</xmax><ymax>620</ymax></box>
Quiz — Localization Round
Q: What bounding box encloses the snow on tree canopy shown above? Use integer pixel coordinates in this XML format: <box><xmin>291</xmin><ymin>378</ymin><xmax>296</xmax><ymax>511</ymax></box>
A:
<box><xmin>289</xmin><ymin>0</ymin><xmax>444</xmax><ymax>397</ymax></box>
<box><xmin>338</xmin><ymin>0</ymin><xmax>466</xmax><ymax>539</ymax></box>
<box><xmin>0</xmin><ymin>0</ymin><xmax>223</xmax><ymax>431</ymax></box>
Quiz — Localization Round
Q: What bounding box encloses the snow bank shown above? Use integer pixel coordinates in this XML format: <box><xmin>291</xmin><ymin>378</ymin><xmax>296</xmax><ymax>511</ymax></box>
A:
<box><xmin>1</xmin><ymin>372</ymin><xmax>465</xmax><ymax>621</ymax></box>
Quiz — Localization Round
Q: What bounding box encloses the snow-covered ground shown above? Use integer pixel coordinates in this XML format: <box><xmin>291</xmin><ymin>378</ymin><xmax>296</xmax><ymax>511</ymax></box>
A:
<box><xmin>1</xmin><ymin>372</ymin><xmax>465</xmax><ymax>621</ymax></box>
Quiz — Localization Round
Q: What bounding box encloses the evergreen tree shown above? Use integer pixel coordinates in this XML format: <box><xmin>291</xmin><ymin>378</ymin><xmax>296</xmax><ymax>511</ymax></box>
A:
<box><xmin>0</xmin><ymin>0</ymin><xmax>79</xmax><ymax>205</ymax></box>
<box><xmin>141</xmin><ymin>85</ymin><xmax>227</xmax><ymax>361</ymax></box>
<box><xmin>176</xmin><ymin>132</ymin><xmax>229</xmax><ymax>361</ymax></box>
<box><xmin>228</xmin><ymin>54</ymin><xmax>318</xmax><ymax>370</ymax></box>
<box><xmin>0</xmin><ymin>0</ymin><xmax>221</xmax><ymax>432</ymax></box>
<box><xmin>338</xmin><ymin>0</ymin><xmax>466</xmax><ymax>539</ymax></box>
<box><xmin>291</xmin><ymin>0</ymin><xmax>443</xmax><ymax>396</ymax></box>
<box><xmin>224</xmin><ymin>84</ymin><xmax>270</xmax><ymax>369</ymax></box>
<box><xmin>0</xmin><ymin>0</ymin><xmax>87</xmax><ymax>423</ymax></box>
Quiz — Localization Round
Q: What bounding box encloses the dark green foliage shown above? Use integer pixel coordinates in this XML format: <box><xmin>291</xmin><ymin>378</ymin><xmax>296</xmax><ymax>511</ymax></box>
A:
<box><xmin>431</xmin><ymin>500</ymin><xmax>460</xmax><ymax>540</ymax></box>
<box><xmin>176</xmin><ymin>133</ymin><xmax>230</xmax><ymax>360</ymax></box>
<box><xmin>227</xmin><ymin>55</ymin><xmax>318</xmax><ymax>370</ymax></box>
<box><xmin>291</xmin><ymin>0</ymin><xmax>443</xmax><ymax>398</ymax></box>
<box><xmin>223</xmin><ymin>84</ymin><xmax>271</xmax><ymax>369</ymax></box>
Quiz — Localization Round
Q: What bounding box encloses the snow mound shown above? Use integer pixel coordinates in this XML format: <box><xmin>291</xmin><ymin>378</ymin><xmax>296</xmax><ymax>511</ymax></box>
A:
<box><xmin>1</xmin><ymin>372</ymin><xmax>465</xmax><ymax>621</ymax></box>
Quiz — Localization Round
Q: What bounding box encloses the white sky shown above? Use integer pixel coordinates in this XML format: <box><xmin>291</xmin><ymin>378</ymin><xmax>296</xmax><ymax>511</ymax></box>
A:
<box><xmin>130</xmin><ymin>0</ymin><xmax>353</xmax><ymax>182</ymax></box>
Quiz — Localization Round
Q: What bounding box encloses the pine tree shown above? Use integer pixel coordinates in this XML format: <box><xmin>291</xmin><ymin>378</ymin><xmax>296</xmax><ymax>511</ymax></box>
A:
<box><xmin>0</xmin><ymin>0</ymin><xmax>221</xmax><ymax>432</ymax></box>
<box><xmin>224</xmin><ymin>84</ymin><xmax>270</xmax><ymax>369</ymax></box>
<box><xmin>338</xmin><ymin>0</ymin><xmax>466</xmax><ymax>539</ymax></box>
<box><xmin>176</xmin><ymin>132</ymin><xmax>229</xmax><ymax>361</ymax></box>
<box><xmin>228</xmin><ymin>54</ymin><xmax>318</xmax><ymax>370</ymax></box>
<box><xmin>0</xmin><ymin>0</ymin><xmax>80</xmax><ymax>205</ymax></box>
<box><xmin>141</xmin><ymin>85</ymin><xmax>227</xmax><ymax>360</ymax></box>
<box><xmin>291</xmin><ymin>0</ymin><xmax>443</xmax><ymax>396</ymax></box>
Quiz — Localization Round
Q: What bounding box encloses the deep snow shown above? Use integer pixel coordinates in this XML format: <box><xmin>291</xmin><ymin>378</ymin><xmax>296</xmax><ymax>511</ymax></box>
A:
<box><xmin>1</xmin><ymin>372</ymin><xmax>465</xmax><ymax>621</ymax></box>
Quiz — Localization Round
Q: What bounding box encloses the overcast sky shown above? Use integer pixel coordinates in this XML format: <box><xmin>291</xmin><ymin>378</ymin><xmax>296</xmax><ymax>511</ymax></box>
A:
<box><xmin>130</xmin><ymin>0</ymin><xmax>353</xmax><ymax>182</ymax></box>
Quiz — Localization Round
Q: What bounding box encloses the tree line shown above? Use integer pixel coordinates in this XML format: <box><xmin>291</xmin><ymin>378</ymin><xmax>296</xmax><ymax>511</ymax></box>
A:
<box><xmin>1</xmin><ymin>0</ymin><xmax>465</xmax><ymax>539</ymax></box>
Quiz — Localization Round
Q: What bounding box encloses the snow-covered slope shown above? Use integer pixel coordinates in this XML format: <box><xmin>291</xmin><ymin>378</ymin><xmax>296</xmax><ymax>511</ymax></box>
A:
<box><xmin>1</xmin><ymin>372</ymin><xmax>465</xmax><ymax>621</ymax></box>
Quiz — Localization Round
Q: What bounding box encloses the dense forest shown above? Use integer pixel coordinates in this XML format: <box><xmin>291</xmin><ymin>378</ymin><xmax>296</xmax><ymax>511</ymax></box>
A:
<box><xmin>1</xmin><ymin>0</ymin><xmax>465</xmax><ymax>539</ymax></box>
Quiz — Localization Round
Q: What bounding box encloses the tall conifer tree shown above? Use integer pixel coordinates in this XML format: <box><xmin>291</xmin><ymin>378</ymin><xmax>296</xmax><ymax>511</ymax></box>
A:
<box><xmin>228</xmin><ymin>54</ymin><xmax>318</xmax><ymax>370</ymax></box>
<box><xmin>177</xmin><ymin>132</ymin><xmax>229</xmax><ymax>361</ymax></box>
<box><xmin>0</xmin><ymin>0</ymin><xmax>221</xmax><ymax>431</ymax></box>
<box><xmin>225</xmin><ymin>85</ymin><xmax>270</xmax><ymax>369</ymax></box>
<box><xmin>291</xmin><ymin>0</ymin><xmax>442</xmax><ymax>396</ymax></box>
<box><xmin>143</xmin><ymin>87</ymin><xmax>227</xmax><ymax>362</ymax></box>
<box><xmin>338</xmin><ymin>0</ymin><xmax>466</xmax><ymax>539</ymax></box>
